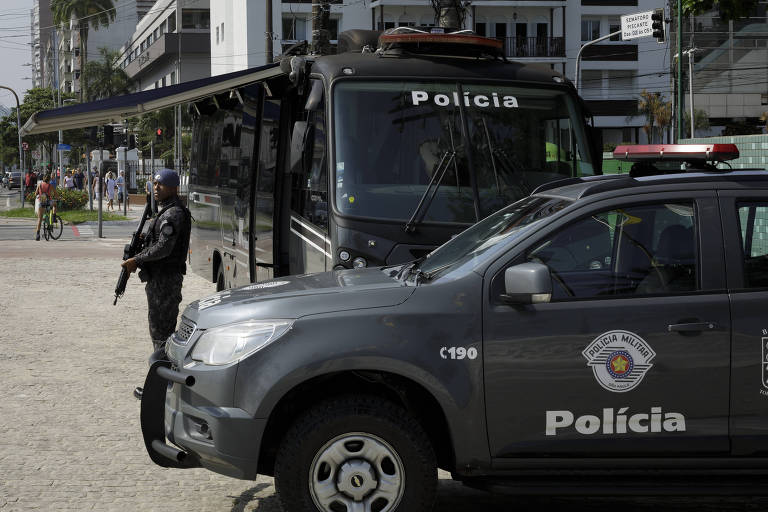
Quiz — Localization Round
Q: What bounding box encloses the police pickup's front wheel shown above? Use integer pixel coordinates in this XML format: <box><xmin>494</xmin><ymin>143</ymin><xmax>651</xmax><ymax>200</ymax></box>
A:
<box><xmin>274</xmin><ymin>396</ymin><xmax>437</xmax><ymax>512</ymax></box>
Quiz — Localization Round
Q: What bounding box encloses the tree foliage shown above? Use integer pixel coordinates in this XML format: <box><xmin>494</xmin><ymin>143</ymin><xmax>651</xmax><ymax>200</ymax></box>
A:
<box><xmin>82</xmin><ymin>47</ymin><xmax>133</xmax><ymax>101</ymax></box>
<box><xmin>681</xmin><ymin>0</ymin><xmax>760</xmax><ymax>21</ymax></box>
<box><xmin>635</xmin><ymin>90</ymin><xmax>673</xmax><ymax>144</ymax></box>
<box><xmin>683</xmin><ymin>109</ymin><xmax>711</xmax><ymax>138</ymax></box>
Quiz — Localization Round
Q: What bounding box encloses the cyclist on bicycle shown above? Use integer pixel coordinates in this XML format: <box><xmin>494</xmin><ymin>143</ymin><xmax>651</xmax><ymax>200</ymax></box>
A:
<box><xmin>34</xmin><ymin>173</ymin><xmax>56</xmax><ymax>241</ymax></box>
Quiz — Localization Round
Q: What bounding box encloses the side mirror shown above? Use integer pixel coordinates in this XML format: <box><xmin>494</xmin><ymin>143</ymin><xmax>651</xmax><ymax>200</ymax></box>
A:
<box><xmin>502</xmin><ymin>262</ymin><xmax>552</xmax><ymax>305</ymax></box>
<box><xmin>289</xmin><ymin>120</ymin><xmax>313</xmax><ymax>174</ymax></box>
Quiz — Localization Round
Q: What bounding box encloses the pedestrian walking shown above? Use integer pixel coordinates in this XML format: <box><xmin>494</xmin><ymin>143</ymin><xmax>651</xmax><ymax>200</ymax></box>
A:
<box><xmin>116</xmin><ymin>170</ymin><xmax>126</xmax><ymax>209</ymax></box>
<box><xmin>74</xmin><ymin>169</ymin><xmax>84</xmax><ymax>190</ymax></box>
<box><xmin>120</xmin><ymin>169</ymin><xmax>191</xmax><ymax>398</ymax></box>
<box><xmin>64</xmin><ymin>171</ymin><xmax>75</xmax><ymax>190</ymax></box>
<box><xmin>93</xmin><ymin>172</ymin><xmax>101</xmax><ymax>201</ymax></box>
<box><xmin>105</xmin><ymin>171</ymin><xmax>117</xmax><ymax>211</ymax></box>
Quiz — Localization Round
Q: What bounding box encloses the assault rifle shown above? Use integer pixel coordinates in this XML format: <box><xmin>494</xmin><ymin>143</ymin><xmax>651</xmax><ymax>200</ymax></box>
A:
<box><xmin>114</xmin><ymin>201</ymin><xmax>153</xmax><ymax>305</ymax></box>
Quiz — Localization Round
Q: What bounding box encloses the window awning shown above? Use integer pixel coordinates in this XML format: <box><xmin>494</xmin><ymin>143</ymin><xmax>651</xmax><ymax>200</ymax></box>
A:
<box><xmin>21</xmin><ymin>63</ymin><xmax>284</xmax><ymax>136</ymax></box>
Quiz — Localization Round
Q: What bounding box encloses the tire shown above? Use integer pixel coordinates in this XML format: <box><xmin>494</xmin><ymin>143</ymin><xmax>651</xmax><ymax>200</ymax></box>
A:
<box><xmin>274</xmin><ymin>396</ymin><xmax>437</xmax><ymax>512</ymax></box>
<box><xmin>49</xmin><ymin>215</ymin><xmax>63</xmax><ymax>240</ymax></box>
<box><xmin>42</xmin><ymin>219</ymin><xmax>50</xmax><ymax>241</ymax></box>
<box><xmin>215</xmin><ymin>268</ymin><xmax>225</xmax><ymax>292</ymax></box>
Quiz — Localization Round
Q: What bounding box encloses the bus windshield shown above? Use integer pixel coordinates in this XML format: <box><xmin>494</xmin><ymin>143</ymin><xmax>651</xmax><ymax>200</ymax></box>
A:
<box><xmin>333</xmin><ymin>81</ymin><xmax>595</xmax><ymax>224</ymax></box>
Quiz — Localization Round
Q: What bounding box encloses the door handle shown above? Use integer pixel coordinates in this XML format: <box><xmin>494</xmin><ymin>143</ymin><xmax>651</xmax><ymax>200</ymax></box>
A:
<box><xmin>668</xmin><ymin>322</ymin><xmax>718</xmax><ymax>333</ymax></box>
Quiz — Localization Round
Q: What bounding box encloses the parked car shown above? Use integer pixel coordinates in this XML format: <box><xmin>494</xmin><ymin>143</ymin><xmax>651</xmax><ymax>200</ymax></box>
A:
<box><xmin>140</xmin><ymin>143</ymin><xmax>768</xmax><ymax>510</ymax></box>
<box><xmin>7</xmin><ymin>171</ymin><xmax>22</xmax><ymax>189</ymax></box>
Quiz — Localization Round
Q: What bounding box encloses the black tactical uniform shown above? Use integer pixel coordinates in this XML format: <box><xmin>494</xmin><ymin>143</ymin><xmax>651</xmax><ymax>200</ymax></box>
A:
<box><xmin>134</xmin><ymin>195</ymin><xmax>191</xmax><ymax>352</ymax></box>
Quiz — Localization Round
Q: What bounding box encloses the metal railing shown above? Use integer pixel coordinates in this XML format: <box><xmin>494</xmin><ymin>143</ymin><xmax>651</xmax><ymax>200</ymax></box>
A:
<box><xmin>499</xmin><ymin>36</ymin><xmax>565</xmax><ymax>58</ymax></box>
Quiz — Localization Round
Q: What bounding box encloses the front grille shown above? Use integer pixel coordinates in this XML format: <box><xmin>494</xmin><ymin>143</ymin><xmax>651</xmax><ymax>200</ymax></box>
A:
<box><xmin>174</xmin><ymin>317</ymin><xmax>196</xmax><ymax>345</ymax></box>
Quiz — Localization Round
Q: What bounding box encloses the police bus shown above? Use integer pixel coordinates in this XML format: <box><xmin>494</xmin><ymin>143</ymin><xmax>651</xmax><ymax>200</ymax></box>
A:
<box><xmin>186</xmin><ymin>28</ymin><xmax>603</xmax><ymax>291</ymax></box>
<box><xmin>20</xmin><ymin>27</ymin><xmax>602</xmax><ymax>291</ymax></box>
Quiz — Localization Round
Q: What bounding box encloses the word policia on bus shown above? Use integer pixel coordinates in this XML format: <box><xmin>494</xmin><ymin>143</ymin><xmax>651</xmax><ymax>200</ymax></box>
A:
<box><xmin>410</xmin><ymin>90</ymin><xmax>520</xmax><ymax>108</ymax></box>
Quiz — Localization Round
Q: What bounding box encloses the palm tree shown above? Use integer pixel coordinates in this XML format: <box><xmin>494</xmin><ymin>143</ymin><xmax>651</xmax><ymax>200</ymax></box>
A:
<box><xmin>635</xmin><ymin>90</ymin><xmax>672</xmax><ymax>144</ymax></box>
<box><xmin>82</xmin><ymin>47</ymin><xmax>133</xmax><ymax>101</ymax></box>
<box><xmin>50</xmin><ymin>0</ymin><xmax>116</xmax><ymax>102</ymax></box>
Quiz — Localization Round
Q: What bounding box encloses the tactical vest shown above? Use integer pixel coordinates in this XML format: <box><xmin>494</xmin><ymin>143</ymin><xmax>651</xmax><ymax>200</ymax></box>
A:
<box><xmin>146</xmin><ymin>196</ymin><xmax>191</xmax><ymax>274</ymax></box>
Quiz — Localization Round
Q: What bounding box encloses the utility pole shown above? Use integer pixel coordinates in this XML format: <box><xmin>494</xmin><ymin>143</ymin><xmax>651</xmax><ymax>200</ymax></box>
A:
<box><xmin>266</xmin><ymin>0</ymin><xmax>273</xmax><ymax>64</ymax></box>
<box><xmin>432</xmin><ymin>0</ymin><xmax>464</xmax><ymax>29</ymax></box>
<box><xmin>311</xmin><ymin>0</ymin><xmax>331</xmax><ymax>56</ymax></box>
<box><xmin>0</xmin><ymin>86</ymin><xmax>24</xmax><ymax>206</ymax></box>
<box><xmin>53</xmin><ymin>27</ymin><xmax>64</xmax><ymax>186</ymax></box>
<box><xmin>175</xmin><ymin>0</ymin><xmax>182</xmax><ymax>174</ymax></box>
<box><xmin>685</xmin><ymin>47</ymin><xmax>697</xmax><ymax>139</ymax></box>
<box><xmin>676</xmin><ymin>0</ymin><xmax>683</xmax><ymax>141</ymax></box>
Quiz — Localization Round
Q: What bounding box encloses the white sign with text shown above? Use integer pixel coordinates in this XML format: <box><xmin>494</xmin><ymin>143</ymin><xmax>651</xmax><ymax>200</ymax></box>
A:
<box><xmin>621</xmin><ymin>11</ymin><xmax>654</xmax><ymax>40</ymax></box>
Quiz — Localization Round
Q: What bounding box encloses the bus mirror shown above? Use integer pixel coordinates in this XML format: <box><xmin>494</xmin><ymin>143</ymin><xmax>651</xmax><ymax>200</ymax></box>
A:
<box><xmin>589</xmin><ymin>125</ymin><xmax>603</xmax><ymax>174</ymax></box>
<box><xmin>290</xmin><ymin>120</ymin><xmax>313</xmax><ymax>174</ymax></box>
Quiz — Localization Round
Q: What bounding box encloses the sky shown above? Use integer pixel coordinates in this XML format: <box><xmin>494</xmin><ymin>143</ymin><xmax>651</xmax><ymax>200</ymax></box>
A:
<box><xmin>0</xmin><ymin>0</ymin><xmax>34</xmax><ymax>112</ymax></box>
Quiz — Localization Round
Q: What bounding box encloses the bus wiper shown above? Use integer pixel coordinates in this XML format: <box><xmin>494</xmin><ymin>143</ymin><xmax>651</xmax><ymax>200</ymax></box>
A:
<box><xmin>404</xmin><ymin>150</ymin><xmax>455</xmax><ymax>233</ymax></box>
<box><xmin>480</xmin><ymin>118</ymin><xmax>531</xmax><ymax>196</ymax></box>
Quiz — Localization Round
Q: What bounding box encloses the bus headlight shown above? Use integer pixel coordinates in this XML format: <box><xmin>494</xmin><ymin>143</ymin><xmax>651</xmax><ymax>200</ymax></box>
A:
<box><xmin>191</xmin><ymin>320</ymin><xmax>293</xmax><ymax>365</ymax></box>
<box><xmin>352</xmin><ymin>257</ymin><xmax>367</xmax><ymax>268</ymax></box>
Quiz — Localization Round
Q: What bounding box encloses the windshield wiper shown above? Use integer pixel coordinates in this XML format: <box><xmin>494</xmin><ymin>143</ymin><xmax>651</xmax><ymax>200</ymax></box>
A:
<box><xmin>479</xmin><ymin>117</ymin><xmax>531</xmax><ymax>197</ymax></box>
<box><xmin>404</xmin><ymin>150</ymin><xmax>456</xmax><ymax>233</ymax></box>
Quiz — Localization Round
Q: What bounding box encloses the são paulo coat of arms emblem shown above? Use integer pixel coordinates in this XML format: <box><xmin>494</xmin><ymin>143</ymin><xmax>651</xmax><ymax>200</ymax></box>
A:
<box><xmin>582</xmin><ymin>330</ymin><xmax>656</xmax><ymax>392</ymax></box>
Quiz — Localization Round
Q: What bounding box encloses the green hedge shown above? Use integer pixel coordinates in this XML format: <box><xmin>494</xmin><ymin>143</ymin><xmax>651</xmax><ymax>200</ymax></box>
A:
<box><xmin>25</xmin><ymin>188</ymin><xmax>89</xmax><ymax>211</ymax></box>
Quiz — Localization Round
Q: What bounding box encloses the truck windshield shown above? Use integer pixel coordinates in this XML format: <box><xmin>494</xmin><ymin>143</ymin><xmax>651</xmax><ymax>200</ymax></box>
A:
<box><xmin>333</xmin><ymin>81</ymin><xmax>594</xmax><ymax>224</ymax></box>
<box><xmin>416</xmin><ymin>196</ymin><xmax>572</xmax><ymax>278</ymax></box>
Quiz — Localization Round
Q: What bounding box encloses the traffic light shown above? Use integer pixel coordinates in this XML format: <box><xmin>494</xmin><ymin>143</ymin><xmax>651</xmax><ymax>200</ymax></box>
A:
<box><xmin>155</xmin><ymin>128</ymin><xmax>163</xmax><ymax>143</ymax></box>
<box><xmin>651</xmin><ymin>8</ymin><xmax>665</xmax><ymax>43</ymax></box>
<box><xmin>103</xmin><ymin>125</ymin><xmax>114</xmax><ymax>146</ymax></box>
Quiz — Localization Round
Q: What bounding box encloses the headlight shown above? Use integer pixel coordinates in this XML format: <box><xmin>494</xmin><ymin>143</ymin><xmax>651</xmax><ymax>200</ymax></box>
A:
<box><xmin>190</xmin><ymin>320</ymin><xmax>293</xmax><ymax>365</ymax></box>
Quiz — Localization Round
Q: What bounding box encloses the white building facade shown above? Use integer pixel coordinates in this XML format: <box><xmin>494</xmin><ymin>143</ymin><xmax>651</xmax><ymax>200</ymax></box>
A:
<box><xmin>117</xmin><ymin>0</ymin><xmax>211</xmax><ymax>92</ymax></box>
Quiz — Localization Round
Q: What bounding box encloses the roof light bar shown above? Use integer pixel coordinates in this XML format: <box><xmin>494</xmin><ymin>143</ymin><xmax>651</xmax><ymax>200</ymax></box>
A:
<box><xmin>613</xmin><ymin>144</ymin><xmax>739</xmax><ymax>162</ymax></box>
<box><xmin>379</xmin><ymin>32</ymin><xmax>503</xmax><ymax>50</ymax></box>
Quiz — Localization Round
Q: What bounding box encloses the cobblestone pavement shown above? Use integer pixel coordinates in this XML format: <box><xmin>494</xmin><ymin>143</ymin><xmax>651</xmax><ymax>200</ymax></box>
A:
<box><xmin>1</xmin><ymin>233</ymin><xmax>767</xmax><ymax>511</ymax></box>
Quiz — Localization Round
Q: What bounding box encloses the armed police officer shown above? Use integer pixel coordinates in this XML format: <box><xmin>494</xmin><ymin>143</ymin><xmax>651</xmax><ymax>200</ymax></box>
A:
<box><xmin>121</xmin><ymin>169</ymin><xmax>191</xmax><ymax>357</ymax></box>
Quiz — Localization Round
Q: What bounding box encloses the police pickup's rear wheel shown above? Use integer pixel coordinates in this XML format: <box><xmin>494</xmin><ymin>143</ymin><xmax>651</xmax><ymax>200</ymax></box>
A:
<box><xmin>274</xmin><ymin>396</ymin><xmax>437</xmax><ymax>512</ymax></box>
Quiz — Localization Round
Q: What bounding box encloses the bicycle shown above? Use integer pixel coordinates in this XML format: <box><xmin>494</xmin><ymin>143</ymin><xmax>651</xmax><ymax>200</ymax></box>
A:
<box><xmin>41</xmin><ymin>200</ymin><xmax>63</xmax><ymax>241</ymax></box>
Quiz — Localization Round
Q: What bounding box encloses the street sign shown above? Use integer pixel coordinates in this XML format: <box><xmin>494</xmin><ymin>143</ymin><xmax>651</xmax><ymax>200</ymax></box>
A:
<box><xmin>32</xmin><ymin>150</ymin><xmax>40</xmax><ymax>160</ymax></box>
<box><xmin>57</xmin><ymin>143</ymin><xmax>72</xmax><ymax>151</ymax></box>
<box><xmin>21</xmin><ymin>142</ymin><xmax>28</xmax><ymax>150</ymax></box>
<box><xmin>620</xmin><ymin>11</ymin><xmax>654</xmax><ymax>41</ymax></box>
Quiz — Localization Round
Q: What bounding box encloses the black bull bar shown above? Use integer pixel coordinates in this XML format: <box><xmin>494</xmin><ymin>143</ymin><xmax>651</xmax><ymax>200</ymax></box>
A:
<box><xmin>140</xmin><ymin>351</ymin><xmax>200</xmax><ymax>469</ymax></box>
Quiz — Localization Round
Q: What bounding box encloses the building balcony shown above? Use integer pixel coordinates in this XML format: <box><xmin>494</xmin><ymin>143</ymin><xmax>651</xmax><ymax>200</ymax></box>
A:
<box><xmin>124</xmin><ymin>32</ymin><xmax>210</xmax><ymax>79</ymax></box>
<box><xmin>500</xmin><ymin>36</ymin><xmax>565</xmax><ymax>58</ymax></box>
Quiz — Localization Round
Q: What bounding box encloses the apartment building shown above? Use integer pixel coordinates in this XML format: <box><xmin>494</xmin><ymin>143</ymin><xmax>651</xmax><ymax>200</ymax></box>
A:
<box><xmin>40</xmin><ymin>0</ymin><xmax>143</xmax><ymax>95</ymax></box>
<box><xmin>673</xmin><ymin>3</ymin><xmax>768</xmax><ymax>137</ymax></box>
<box><xmin>117</xmin><ymin>0</ymin><xmax>211</xmax><ymax>91</ymax></box>
<box><xmin>209</xmin><ymin>2</ymin><xmax>653</xmax><ymax>141</ymax></box>
<box><xmin>30</xmin><ymin>0</ymin><xmax>53</xmax><ymax>90</ymax></box>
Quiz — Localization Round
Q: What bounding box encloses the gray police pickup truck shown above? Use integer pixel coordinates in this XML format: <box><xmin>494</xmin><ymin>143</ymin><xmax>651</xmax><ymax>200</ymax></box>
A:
<box><xmin>140</xmin><ymin>144</ymin><xmax>768</xmax><ymax>511</ymax></box>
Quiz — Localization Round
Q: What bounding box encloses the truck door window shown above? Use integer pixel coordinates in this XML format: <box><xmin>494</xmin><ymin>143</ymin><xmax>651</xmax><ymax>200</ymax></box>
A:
<box><xmin>527</xmin><ymin>202</ymin><xmax>697</xmax><ymax>299</ymax></box>
<box><xmin>737</xmin><ymin>203</ymin><xmax>768</xmax><ymax>288</ymax></box>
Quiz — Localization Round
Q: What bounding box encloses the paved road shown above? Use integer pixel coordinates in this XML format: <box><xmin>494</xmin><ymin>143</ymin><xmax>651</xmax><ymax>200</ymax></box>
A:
<box><xmin>0</xmin><ymin>220</ymin><xmax>767</xmax><ymax>511</ymax></box>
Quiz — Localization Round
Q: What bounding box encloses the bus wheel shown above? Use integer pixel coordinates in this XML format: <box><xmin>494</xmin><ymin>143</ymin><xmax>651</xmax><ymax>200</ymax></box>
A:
<box><xmin>216</xmin><ymin>269</ymin><xmax>225</xmax><ymax>291</ymax></box>
<box><xmin>274</xmin><ymin>395</ymin><xmax>437</xmax><ymax>512</ymax></box>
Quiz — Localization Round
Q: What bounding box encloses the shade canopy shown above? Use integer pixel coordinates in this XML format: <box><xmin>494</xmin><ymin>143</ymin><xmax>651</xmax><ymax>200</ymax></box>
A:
<box><xmin>21</xmin><ymin>64</ymin><xmax>284</xmax><ymax>135</ymax></box>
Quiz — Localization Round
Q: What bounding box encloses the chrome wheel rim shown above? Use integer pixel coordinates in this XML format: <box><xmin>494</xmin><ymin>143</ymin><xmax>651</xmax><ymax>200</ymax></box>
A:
<box><xmin>309</xmin><ymin>432</ymin><xmax>405</xmax><ymax>512</ymax></box>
